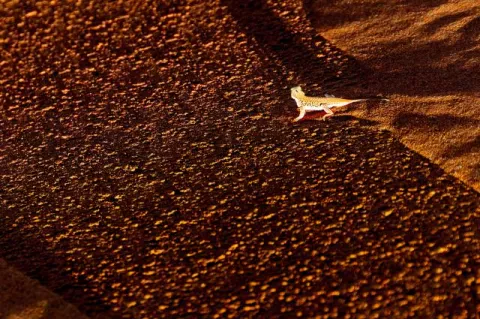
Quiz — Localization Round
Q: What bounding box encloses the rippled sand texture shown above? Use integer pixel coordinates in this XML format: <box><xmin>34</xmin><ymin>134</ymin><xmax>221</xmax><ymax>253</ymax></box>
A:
<box><xmin>0</xmin><ymin>0</ymin><xmax>480</xmax><ymax>318</ymax></box>
<box><xmin>307</xmin><ymin>0</ymin><xmax>480</xmax><ymax>191</ymax></box>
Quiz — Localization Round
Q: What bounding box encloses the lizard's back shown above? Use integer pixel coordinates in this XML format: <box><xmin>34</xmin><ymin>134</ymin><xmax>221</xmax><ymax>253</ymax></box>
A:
<box><xmin>299</xmin><ymin>95</ymin><xmax>354</xmax><ymax>106</ymax></box>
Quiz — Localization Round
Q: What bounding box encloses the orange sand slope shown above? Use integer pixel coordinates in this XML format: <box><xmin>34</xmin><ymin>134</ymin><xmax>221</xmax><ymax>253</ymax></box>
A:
<box><xmin>0</xmin><ymin>259</ymin><xmax>88</xmax><ymax>319</ymax></box>
<box><xmin>308</xmin><ymin>0</ymin><xmax>480</xmax><ymax>191</ymax></box>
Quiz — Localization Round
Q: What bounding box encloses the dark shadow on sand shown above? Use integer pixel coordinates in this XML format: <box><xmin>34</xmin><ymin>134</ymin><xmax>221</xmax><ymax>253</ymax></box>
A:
<box><xmin>221</xmin><ymin>0</ymin><xmax>365</xmax><ymax>95</ymax></box>
<box><xmin>303</xmin><ymin>0</ymin><xmax>479</xmax><ymax>96</ymax></box>
<box><xmin>392</xmin><ymin>113</ymin><xmax>480</xmax><ymax>133</ymax></box>
<box><xmin>441</xmin><ymin>136</ymin><xmax>480</xmax><ymax>159</ymax></box>
<box><xmin>392</xmin><ymin>112</ymin><xmax>480</xmax><ymax>161</ymax></box>
<box><xmin>302</xmin><ymin>0</ymin><xmax>450</xmax><ymax>30</ymax></box>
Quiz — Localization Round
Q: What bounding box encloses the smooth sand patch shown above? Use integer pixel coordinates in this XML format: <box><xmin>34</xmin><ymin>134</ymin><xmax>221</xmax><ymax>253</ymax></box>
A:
<box><xmin>308</xmin><ymin>0</ymin><xmax>480</xmax><ymax>191</ymax></box>
<box><xmin>0</xmin><ymin>259</ymin><xmax>88</xmax><ymax>319</ymax></box>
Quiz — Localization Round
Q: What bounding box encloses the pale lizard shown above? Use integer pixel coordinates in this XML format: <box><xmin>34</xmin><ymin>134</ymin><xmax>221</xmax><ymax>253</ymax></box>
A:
<box><xmin>291</xmin><ymin>86</ymin><xmax>388</xmax><ymax>122</ymax></box>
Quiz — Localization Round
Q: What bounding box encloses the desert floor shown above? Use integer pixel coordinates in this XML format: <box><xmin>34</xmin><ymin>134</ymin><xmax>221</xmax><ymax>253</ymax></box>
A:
<box><xmin>0</xmin><ymin>0</ymin><xmax>479</xmax><ymax>318</ymax></box>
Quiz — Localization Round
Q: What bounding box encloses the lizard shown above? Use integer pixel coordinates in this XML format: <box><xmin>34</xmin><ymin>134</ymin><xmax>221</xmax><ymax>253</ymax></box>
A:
<box><xmin>290</xmin><ymin>86</ymin><xmax>388</xmax><ymax>122</ymax></box>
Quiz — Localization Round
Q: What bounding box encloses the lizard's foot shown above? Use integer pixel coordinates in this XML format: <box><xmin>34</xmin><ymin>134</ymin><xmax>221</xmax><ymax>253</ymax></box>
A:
<box><xmin>322</xmin><ymin>114</ymin><xmax>334</xmax><ymax>121</ymax></box>
<box><xmin>293</xmin><ymin>114</ymin><xmax>305</xmax><ymax>122</ymax></box>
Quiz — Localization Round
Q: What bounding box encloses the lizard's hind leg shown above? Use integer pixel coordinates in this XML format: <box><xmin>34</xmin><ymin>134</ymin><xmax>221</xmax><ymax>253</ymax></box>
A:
<box><xmin>321</xmin><ymin>107</ymin><xmax>334</xmax><ymax>121</ymax></box>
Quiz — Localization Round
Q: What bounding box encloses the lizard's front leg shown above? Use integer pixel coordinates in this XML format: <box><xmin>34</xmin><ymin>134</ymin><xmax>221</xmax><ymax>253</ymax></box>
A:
<box><xmin>293</xmin><ymin>107</ymin><xmax>306</xmax><ymax>122</ymax></box>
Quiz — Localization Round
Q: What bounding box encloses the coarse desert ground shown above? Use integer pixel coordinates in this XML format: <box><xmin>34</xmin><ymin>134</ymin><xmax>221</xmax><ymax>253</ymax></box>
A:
<box><xmin>307</xmin><ymin>0</ymin><xmax>480</xmax><ymax>191</ymax></box>
<box><xmin>0</xmin><ymin>0</ymin><xmax>480</xmax><ymax>317</ymax></box>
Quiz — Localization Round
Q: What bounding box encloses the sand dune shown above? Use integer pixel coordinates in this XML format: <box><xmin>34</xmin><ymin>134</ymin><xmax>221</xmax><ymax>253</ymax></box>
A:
<box><xmin>307</xmin><ymin>0</ymin><xmax>480</xmax><ymax>191</ymax></box>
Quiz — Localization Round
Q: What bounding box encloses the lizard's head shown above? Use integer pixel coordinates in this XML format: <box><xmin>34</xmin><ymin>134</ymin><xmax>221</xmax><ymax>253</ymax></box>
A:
<box><xmin>291</xmin><ymin>86</ymin><xmax>305</xmax><ymax>99</ymax></box>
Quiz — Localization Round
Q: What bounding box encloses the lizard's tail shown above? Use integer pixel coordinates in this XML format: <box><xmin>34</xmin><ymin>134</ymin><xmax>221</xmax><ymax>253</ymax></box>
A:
<box><xmin>355</xmin><ymin>98</ymin><xmax>389</xmax><ymax>102</ymax></box>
